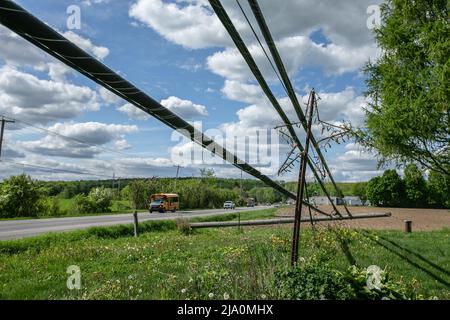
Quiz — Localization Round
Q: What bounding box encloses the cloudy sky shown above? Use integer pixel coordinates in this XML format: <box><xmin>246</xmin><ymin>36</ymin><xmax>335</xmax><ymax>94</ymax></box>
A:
<box><xmin>0</xmin><ymin>0</ymin><xmax>385</xmax><ymax>182</ymax></box>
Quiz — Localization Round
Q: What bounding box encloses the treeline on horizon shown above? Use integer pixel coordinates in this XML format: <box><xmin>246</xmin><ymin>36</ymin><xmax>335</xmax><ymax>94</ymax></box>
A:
<box><xmin>35</xmin><ymin>176</ymin><xmax>360</xmax><ymax>200</ymax></box>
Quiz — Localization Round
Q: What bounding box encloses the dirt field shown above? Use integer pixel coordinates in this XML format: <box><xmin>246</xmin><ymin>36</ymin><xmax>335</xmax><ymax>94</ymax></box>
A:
<box><xmin>276</xmin><ymin>205</ymin><xmax>450</xmax><ymax>231</ymax></box>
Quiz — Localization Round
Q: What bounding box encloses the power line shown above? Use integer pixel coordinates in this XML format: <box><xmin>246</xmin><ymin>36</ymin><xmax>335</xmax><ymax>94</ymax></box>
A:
<box><xmin>246</xmin><ymin>0</ymin><xmax>351</xmax><ymax>215</ymax></box>
<box><xmin>0</xmin><ymin>113</ymin><xmax>135</xmax><ymax>158</ymax></box>
<box><xmin>0</xmin><ymin>116</ymin><xmax>15</xmax><ymax>159</ymax></box>
<box><xmin>235</xmin><ymin>0</ymin><xmax>289</xmax><ymax>97</ymax></box>
<box><xmin>207</xmin><ymin>0</ymin><xmax>341</xmax><ymax>208</ymax></box>
<box><xmin>0</xmin><ymin>0</ymin><xmax>297</xmax><ymax>200</ymax></box>
<box><xmin>0</xmin><ymin>158</ymin><xmax>113</xmax><ymax>178</ymax></box>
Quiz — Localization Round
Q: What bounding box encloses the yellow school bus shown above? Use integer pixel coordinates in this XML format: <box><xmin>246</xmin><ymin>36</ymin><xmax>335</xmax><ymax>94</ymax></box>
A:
<box><xmin>149</xmin><ymin>193</ymin><xmax>179</xmax><ymax>213</ymax></box>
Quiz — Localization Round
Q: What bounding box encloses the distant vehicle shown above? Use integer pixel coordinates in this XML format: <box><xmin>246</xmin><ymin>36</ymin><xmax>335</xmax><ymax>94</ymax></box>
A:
<box><xmin>273</xmin><ymin>202</ymin><xmax>281</xmax><ymax>208</ymax></box>
<box><xmin>223</xmin><ymin>201</ymin><xmax>235</xmax><ymax>209</ymax></box>
<box><xmin>149</xmin><ymin>193</ymin><xmax>179</xmax><ymax>213</ymax></box>
<box><xmin>246</xmin><ymin>198</ymin><xmax>255</xmax><ymax>207</ymax></box>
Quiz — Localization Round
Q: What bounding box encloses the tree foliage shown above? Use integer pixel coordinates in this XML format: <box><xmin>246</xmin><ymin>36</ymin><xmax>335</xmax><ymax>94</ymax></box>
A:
<box><xmin>359</xmin><ymin>0</ymin><xmax>449</xmax><ymax>175</ymax></box>
<box><xmin>366</xmin><ymin>165</ymin><xmax>448</xmax><ymax>208</ymax></box>
<box><xmin>0</xmin><ymin>174</ymin><xmax>45</xmax><ymax>217</ymax></box>
<box><xmin>404</xmin><ymin>164</ymin><xmax>427</xmax><ymax>207</ymax></box>
<box><xmin>366</xmin><ymin>170</ymin><xmax>405</xmax><ymax>207</ymax></box>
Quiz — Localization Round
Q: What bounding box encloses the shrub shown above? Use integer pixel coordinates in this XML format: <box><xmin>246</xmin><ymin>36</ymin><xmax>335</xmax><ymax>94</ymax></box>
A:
<box><xmin>73</xmin><ymin>194</ymin><xmax>96</xmax><ymax>214</ymax></box>
<box><xmin>37</xmin><ymin>197</ymin><xmax>66</xmax><ymax>217</ymax></box>
<box><xmin>274</xmin><ymin>258</ymin><xmax>409</xmax><ymax>300</ymax></box>
<box><xmin>176</xmin><ymin>218</ymin><xmax>192</xmax><ymax>235</ymax></box>
<box><xmin>274</xmin><ymin>259</ymin><xmax>352</xmax><ymax>300</ymax></box>
<box><xmin>0</xmin><ymin>174</ymin><xmax>43</xmax><ymax>218</ymax></box>
<box><xmin>88</xmin><ymin>187</ymin><xmax>114</xmax><ymax>213</ymax></box>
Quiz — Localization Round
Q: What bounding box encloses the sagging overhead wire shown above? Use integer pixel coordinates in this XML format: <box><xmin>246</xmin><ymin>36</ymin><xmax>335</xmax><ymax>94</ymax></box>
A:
<box><xmin>246</xmin><ymin>0</ymin><xmax>351</xmax><ymax>215</ymax></box>
<box><xmin>208</xmin><ymin>0</ymin><xmax>344</xmax><ymax>216</ymax></box>
<box><xmin>0</xmin><ymin>159</ymin><xmax>113</xmax><ymax>179</ymax></box>
<box><xmin>0</xmin><ymin>114</ymin><xmax>137</xmax><ymax>158</ymax></box>
<box><xmin>234</xmin><ymin>0</ymin><xmax>289</xmax><ymax>97</ymax></box>
<box><xmin>0</xmin><ymin>0</ymin><xmax>297</xmax><ymax>201</ymax></box>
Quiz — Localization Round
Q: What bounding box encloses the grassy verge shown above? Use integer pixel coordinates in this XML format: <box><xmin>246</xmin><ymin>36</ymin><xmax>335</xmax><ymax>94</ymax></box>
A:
<box><xmin>0</xmin><ymin>211</ymin><xmax>448</xmax><ymax>299</ymax></box>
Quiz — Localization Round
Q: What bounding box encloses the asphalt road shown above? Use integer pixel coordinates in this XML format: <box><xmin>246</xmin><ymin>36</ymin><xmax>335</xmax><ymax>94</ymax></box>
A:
<box><xmin>0</xmin><ymin>206</ymin><xmax>271</xmax><ymax>240</ymax></box>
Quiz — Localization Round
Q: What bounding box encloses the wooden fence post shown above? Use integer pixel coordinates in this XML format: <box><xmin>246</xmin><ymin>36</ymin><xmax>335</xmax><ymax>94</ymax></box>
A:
<box><xmin>133</xmin><ymin>211</ymin><xmax>139</xmax><ymax>237</ymax></box>
<box><xmin>404</xmin><ymin>220</ymin><xmax>412</xmax><ymax>233</ymax></box>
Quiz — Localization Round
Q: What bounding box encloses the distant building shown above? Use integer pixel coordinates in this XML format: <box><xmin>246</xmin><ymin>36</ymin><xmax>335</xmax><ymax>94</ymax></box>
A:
<box><xmin>343</xmin><ymin>196</ymin><xmax>364</xmax><ymax>206</ymax></box>
<box><xmin>309</xmin><ymin>196</ymin><xmax>344</xmax><ymax>206</ymax></box>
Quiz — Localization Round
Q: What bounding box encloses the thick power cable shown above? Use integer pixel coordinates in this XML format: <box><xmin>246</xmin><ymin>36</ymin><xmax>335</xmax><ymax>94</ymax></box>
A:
<box><xmin>247</xmin><ymin>0</ymin><xmax>351</xmax><ymax>215</ymax></box>
<box><xmin>0</xmin><ymin>0</ymin><xmax>299</xmax><ymax>203</ymax></box>
<box><xmin>208</xmin><ymin>0</ymin><xmax>343</xmax><ymax>216</ymax></box>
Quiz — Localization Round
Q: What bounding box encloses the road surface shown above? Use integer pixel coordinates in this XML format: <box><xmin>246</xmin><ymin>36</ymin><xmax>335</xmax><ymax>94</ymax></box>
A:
<box><xmin>0</xmin><ymin>206</ymin><xmax>271</xmax><ymax>240</ymax></box>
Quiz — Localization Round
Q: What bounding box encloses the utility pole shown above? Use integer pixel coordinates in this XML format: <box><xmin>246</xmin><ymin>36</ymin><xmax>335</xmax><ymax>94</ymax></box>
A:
<box><xmin>0</xmin><ymin>117</ymin><xmax>15</xmax><ymax>159</ymax></box>
<box><xmin>112</xmin><ymin>171</ymin><xmax>115</xmax><ymax>189</ymax></box>
<box><xmin>291</xmin><ymin>90</ymin><xmax>315</xmax><ymax>266</ymax></box>
<box><xmin>174</xmin><ymin>165</ymin><xmax>180</xmax><ymax>189</ymax></box>
<box><xmin>240</xmin><ymin>169</ymin><xmax>243</xmax><ymax>198</ymax></box>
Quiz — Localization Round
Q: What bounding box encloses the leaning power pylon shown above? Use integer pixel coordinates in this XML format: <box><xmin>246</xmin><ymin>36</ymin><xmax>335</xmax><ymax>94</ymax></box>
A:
<box><xmin>208</xmin><ymin>0</ymin><xmax>389</xmax><ymax>265</ymax></box>
<box><xmin>0</xmin><ymin>0</ymin><xmax>391</xmax><ymax>267</ymax></box>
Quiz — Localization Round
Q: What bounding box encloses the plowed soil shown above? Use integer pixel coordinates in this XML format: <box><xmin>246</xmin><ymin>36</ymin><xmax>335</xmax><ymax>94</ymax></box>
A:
<box><xmin>276</xmin><ymin>205</ymin><xmax>450</xmax><ymax>231</ymax></box>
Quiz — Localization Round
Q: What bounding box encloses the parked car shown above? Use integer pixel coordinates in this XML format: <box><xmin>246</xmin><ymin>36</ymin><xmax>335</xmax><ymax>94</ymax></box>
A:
<box><xmin>223</xmin><ymin>201</ymin><xmax>235</xmax><ymax>209</ymax></box>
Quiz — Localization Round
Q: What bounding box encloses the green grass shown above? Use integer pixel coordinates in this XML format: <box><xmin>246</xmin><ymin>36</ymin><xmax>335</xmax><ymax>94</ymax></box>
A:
<box><xmin>0</xmin><ymin>211</ymin><xmax>448</xmax><ymax>300</ymax></box>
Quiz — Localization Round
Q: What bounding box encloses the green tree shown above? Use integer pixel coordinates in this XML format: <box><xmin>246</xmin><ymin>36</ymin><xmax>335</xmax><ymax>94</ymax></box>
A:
<box><xmin>129</xmin><ymin>180</ymin><xmax>149</xmax><ymax>210</ymax></box>
<box><xmin>88</xmin><ymin>187</ymin><xmax>114</xmax><ymax>213</ymax></box>
<box><xmin>359</xmin><ymin>0</ymin><xmax>449</xmax><ymax>175</ymax></box>
<box><xmin>403</xmin><ymin>164</ymin><xmax>427</xmax><ymax>207</ymax></box>
<box><xmin>351</xmin><ymin>182</ymin><xmax>368</xmax><ymax>201</ymax></box>
<box><xmin>366</xmin><ymin>170</ymin><xmax>405</xmax><ymax>207</ymax></box>
<box><xmin>427</xmin><ymin>166</ymin><xmax>450</xmax><ymax>208</ymax></box>
<box><xmin>0</xmin><ymin>174</ymin><xmax>44</xmax><ymax>217</ymax></box>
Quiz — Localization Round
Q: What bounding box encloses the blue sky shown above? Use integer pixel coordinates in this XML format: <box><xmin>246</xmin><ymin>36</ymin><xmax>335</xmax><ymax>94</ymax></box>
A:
<box><xmin>0</xmin><ymin>0</ymin><xmax>385</xmax><ymax>182</ymax></box>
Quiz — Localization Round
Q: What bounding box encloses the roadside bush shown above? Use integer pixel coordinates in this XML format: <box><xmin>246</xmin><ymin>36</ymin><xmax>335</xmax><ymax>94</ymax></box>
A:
<box><xmin>73</xmin><ymin>194</ymin><xmax>97</xmax><ymax>214</ymax></box>
<box><xmin>0</xmin><ymin>174</ymin><xmax>43</xmax><ymax>218</ymax></box>
<box><xmin>86</xmin><ymin>219</ymin><xmax>176</xmax><ymax>239</ymax></box>
<box><xmin>176</xmin><ymin>218</ymin><xmax>192</xmax><ymax>235</ymax></box>
<box><xmin>88</xmin><ymin>187</ymin><xmax>114</xmax><ymax>213</ymax></box>
<box><xmin>37</xmin><ymin>197</ymin><xmax>66</xmax><ymax>217</ymax></box>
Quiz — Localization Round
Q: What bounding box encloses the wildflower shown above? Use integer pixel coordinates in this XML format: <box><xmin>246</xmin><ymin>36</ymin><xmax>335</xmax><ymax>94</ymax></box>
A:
<box><xmin>208</xmin><ymin>293</ymin><xmax>214</xmax><ymax>299</ymax></box>
<box><xmin>261</xmin><ymin>294</ymin><xmax>267</xmax><ymax>299</ymax></box>
<box><xmin>129</xmin><ymin>286</ymin><xmax>133</xmax><ymax>290</ymax></box>
<box><xmin>189</xmin><ymin>277</ymin><xmax>193</xmax><ymax>283</ymax></box>
<box><xmin>128</xmin><ymin>275</ymin><xmax>134</xmax><ymax>280</ymax></box>
<box><xmin>223</xmin><ymin>292</ymin><xmax>230</xmax><ymax>300</ymax></box>
<box><xmin>139</xmin><ymin>289</ymin><xmax>143</xmax><ymax>294</ymax></box>
<box><xmin>181</xmin><ymin>288</ymin><xmax>187</xmax><ymax>294</ymax></box>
